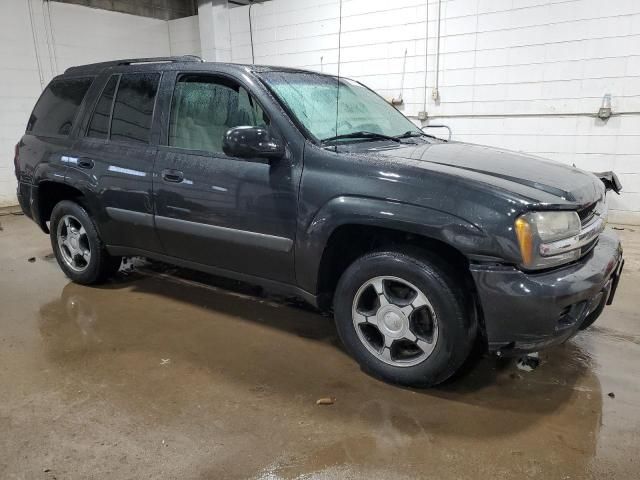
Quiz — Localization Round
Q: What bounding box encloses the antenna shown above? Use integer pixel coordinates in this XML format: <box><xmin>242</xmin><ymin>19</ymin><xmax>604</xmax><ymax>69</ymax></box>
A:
<box><xmin>248</xmin><ymin>1</ymin><xmax>255</xmax><ymax>64</ymax></box>
<box><xmin>334</xmin><ymin>0</ymin><xmax>343</xmax><ymax>151</ymax></box>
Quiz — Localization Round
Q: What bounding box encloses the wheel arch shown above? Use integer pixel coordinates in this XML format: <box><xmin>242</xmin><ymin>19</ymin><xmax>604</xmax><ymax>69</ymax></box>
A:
<box><xmin>317</xmin><ymin>223</ymin><xmax>477</xmax><ymax>302</ymax></box>
<box><xmin>296</xmin><ymin>196</ymin><xmax>486</xmax><ymax>307</ymax></box>
<box><xmin>33</xmin><ymin>181</ymin><xmax>86</xmax><ymax>234</ymax></box>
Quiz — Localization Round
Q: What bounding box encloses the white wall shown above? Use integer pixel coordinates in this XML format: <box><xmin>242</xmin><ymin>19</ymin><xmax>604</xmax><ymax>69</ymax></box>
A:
<box><xmin>228</xmin><ymin>0</ymin><xmax>640</xmax><ymax>225</ymax></box>
<box><xmin>48</xmin><ymin>2</ymin><xmax>171</xmax><ymax>71</ymax></box>
<box><xmin>3</xmin><ymin>0</ymin><xmax>639</xmax><ymax>225</ymax></box>
<box><xmin>198</xmin><ymin>0</ymin><xmax>232</xmax><ymax>61</ymax></box>
<box><xmin>169</xmin><ymin>15</ymin><xmax>201</xmax><ymax>57</ymax></box>
<box><xmin>0</xmin><ymin>0</ymin><xmax>43</xmax><ymax>206</ymax></box>
<box><xmin>0</xmin><ymin>0</ymin><xmax>183</xmax><ymax>207</ymax></box>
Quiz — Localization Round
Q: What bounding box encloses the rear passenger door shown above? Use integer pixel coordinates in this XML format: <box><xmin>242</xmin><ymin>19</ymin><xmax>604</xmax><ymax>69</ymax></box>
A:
<box><xmin>70</xmin><ymin>71</ymin><xmax>163</xmax><ymax>252</ymax></box>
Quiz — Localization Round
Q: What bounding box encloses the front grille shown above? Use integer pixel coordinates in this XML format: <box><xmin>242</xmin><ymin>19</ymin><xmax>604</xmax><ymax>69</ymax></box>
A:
<box><xmin>576</xmin><ymin>197</ymin><xmax>606</xmax><ymax>259</ymax></box>
<box><xmin>578</xmin><ymin>201</ymin><xmax>597</xmax><ymax>225</ymax></box>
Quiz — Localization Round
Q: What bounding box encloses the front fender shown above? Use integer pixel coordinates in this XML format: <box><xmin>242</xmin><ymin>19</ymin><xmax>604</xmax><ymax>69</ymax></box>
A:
<box><xmin>295</xmin><ymin>195</ymin><xmax>489</xmax><ymax>293</ymax></box>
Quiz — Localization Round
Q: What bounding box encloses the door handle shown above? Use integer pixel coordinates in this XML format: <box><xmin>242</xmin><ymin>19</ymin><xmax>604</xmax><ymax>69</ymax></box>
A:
<box><xmin>78</xmin><ymin>158</ymin><xmax>94</xmax><ymax>169</ymax></box>
<box><xmin>61</xmin><ymin>155</ymin><xmax>93</xmax><ymax>169</ymax></box>
<box><xmin>162</xmin><ymin>169</ymin><xmax>184</xmax><ymax>183</ymax></box>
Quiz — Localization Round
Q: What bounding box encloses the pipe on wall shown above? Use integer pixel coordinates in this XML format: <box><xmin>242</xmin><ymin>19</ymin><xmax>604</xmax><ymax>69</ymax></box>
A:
<box><xmin>421</xmin><ymin>0</ymin><xmax>429</xmax><ymax>116</ymax></box>
<box><xmin>415</xmin><ymin>111</ymin><xmax>640</xmax><ymax>120</ymax></box>
<box><xmin>433</xmin><ymin>0</ymin><xmax>442</xmax><ymax>101</ymax></box>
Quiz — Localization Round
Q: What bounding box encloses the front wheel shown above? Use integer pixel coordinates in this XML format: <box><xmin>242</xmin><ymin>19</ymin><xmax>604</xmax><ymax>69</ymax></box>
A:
<box><xmin>333</xmin><ymin>249</ymin><xmax>477</xmax><ymax>387</ymax></box>
<box><xmin>50</xmin><ymin>200</ymin><xmax>121</xmax><ymax>285</ymax></box>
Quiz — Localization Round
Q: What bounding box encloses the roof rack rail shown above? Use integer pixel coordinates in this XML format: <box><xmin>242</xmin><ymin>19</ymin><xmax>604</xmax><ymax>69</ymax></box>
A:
<box><xmin>64</xmin><ymin>55</ymin><xmax>204</xmax><ymax>75</ymax></box>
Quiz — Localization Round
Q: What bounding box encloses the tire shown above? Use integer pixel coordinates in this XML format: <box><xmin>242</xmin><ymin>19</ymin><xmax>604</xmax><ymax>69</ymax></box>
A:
<box><xmin>333</xmin><ymin>248</ymin><xmax>477</xmax><ymax>387</ymax></box>
<box><xmin>50</xmin><ymin>200</ymin><xmax>121</xmax><ymax>285</ymax></box>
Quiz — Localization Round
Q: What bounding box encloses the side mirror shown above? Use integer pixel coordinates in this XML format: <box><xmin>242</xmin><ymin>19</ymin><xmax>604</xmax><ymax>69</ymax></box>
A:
<box><xmin>222</xmin><ymin>126</ymin><xmax>284</xmax><ymax>160</ymax></box>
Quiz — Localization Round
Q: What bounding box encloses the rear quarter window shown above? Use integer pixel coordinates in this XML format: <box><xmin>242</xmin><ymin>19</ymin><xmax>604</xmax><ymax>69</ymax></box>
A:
<box><xmin>87</xmin><ymin>75</ymin><xmax>119</xmax><ymax>140</ymax></box>
<box><xmin>110</xmin><ymin>73</ymin><xmax>160</xmax><ymax>144</ymax></box>
<box><xmin>27</xmin><ymin>77</ymin><xmax>94</xmax><ymax>137</ymax></box>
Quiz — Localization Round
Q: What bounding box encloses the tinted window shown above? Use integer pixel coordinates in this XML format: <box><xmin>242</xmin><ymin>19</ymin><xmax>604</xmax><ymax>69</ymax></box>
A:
<box><xmin>87</xmin><ymin>75</ymin><xmax>118</xmax><ymax>139</ymax></box>
<box><xmin>110</xmin><ymin>73</ymin><xmax>160</xmax><ymax>144</ymax></box>
<box><xmin>27</xmin><ymin>77</ymin><xmax>93</xmax><ymax>137</ymax></box>
<box><xmin>169</xmin><ymin>75</ymin><xmax>269</xmax><ymax>153</ymax></box>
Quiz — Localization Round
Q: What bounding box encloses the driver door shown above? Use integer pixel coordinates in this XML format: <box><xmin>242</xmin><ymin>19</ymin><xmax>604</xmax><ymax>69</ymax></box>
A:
<box><xmin>153</xmin><ymin>72</ymin><xmax>299</xmax><ymax>283</ymax></box>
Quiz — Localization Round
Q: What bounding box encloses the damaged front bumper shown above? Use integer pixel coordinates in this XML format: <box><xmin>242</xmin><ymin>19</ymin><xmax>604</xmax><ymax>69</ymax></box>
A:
<box><xmin>471</xmin><ymin>229</ymin><xmax>624</xmax><ymax>355</ymax></box>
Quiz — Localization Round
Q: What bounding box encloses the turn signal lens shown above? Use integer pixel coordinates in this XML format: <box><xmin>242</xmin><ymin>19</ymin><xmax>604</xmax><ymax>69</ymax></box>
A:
<box><xmin>514</xmin><ymin>216</ymin><xmax>534</xmax><ymax>266</ymax></box>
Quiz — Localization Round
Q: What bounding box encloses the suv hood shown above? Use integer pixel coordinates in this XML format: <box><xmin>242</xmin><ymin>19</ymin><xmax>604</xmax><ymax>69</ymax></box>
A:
<box><xmin>363</xmin><ymin>141</ymin><xmax>603</xmax><ymax>206</ymax></box>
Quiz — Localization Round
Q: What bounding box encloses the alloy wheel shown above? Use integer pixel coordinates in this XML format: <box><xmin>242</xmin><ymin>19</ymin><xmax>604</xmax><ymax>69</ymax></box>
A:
<box><xmin>57</xmin><ymin>214</ymin><xmax>91</xmax><ymax>273</ymax></box>
<box><xmin>351</xmin><ymin>276</ymin><xmax>438</xmax><ymax>367</ymax></box>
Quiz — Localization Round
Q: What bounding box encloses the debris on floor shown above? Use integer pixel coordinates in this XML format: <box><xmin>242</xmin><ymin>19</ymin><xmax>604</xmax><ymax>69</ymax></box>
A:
<box><xmin>608</xmin><ymin>392</ymin><xmax>616</xmax><ymax>398</ymax></box>
<box><xmin>43</xmin><ymin>468</ymin><xmax>56</xmax><ymax>480</ymax></box>
<box><xmin>160</xmin><ymin>358</ymin><xmax>171</xmax><ymax>366</ymax></box>
<box><xmin>316</xmin><ymin>397</ymin><xmax>335</xmax><ymax>406</ymax></box>
<box><xmin>516</xmin><ymin>352</ymin><xmax>540</xmax><ymax>372</ymax></box>
<box><xmin>27</xmin><ymin>257</ymin><xmax>35</xmax><ymax>263</ymax></box>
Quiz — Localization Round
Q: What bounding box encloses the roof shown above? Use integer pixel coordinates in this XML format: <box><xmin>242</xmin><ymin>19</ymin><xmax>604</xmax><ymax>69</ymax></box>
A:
<box><xmin>63</xmin><ymin>56</ymin><xmax>334</xmax><ymax>79</ymax></box>
<box><xmin>63</xmin><ymin>55</ymin><xmax>204</xmax><ymax>75</ymax></box>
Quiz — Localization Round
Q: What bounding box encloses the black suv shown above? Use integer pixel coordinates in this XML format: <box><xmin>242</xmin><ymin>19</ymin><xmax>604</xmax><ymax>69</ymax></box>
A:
<box><xmin>15</xmin><ymin>56</ymin><xmax>624</xmax><ymax>387</ymax></box>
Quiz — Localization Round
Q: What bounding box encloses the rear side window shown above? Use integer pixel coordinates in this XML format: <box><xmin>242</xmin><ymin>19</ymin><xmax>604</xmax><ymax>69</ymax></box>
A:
<box><xmin>87</xmin><ymin>75</ymin><xmax>118</xmax><ymax>139</ymax></box>
<box><xmin>27</xmin><ymin>77</ymin><xmax>93</xmax><ymax>137</ymax></box>
<box><xmin>111</xmin><ymin>73</ymin><xmax>160</xmax><ymax>144</ymax></box>
<box><xmin>87</xmin><ymin>73</ymin><xmax>160</xmax><ymax>144</ymax></box>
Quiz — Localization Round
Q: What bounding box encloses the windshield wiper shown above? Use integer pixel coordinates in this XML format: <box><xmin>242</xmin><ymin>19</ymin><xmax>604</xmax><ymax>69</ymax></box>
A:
<box><xmin>393</xmin><ymin>130</ymin><xmax>440</xmax><ymax>140</ymax></box>
<box><xmin>321</xmin><ymin>131</ymin><xmax>401</xmax><ymax>145</ymax></box>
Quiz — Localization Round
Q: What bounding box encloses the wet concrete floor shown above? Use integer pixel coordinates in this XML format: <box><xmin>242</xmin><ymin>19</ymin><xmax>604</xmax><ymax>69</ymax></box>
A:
<box><xmin>1</xmin><ymin>213</ymin><xmax>639</xmax><ymax>479</ymax></box>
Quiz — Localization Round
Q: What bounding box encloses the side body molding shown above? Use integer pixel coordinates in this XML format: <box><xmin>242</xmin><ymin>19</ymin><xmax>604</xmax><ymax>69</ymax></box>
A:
<box><xmin>106</xmin><ymin>207</ymin><xmax>154</xmax><ymax>228</ymax></box>
<box><xmin>155</xmin><ymin>216</ymin><xmax>294</xmax><ymax>253</ymax></box>
<box><xmin>295</xmin><ymin>195</ymin><xmax>488</xmax><ymax>293</ymax></box>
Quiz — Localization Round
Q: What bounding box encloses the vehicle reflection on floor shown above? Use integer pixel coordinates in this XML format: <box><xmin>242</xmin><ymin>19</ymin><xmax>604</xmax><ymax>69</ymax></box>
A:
<box><xmin>36</xmin><ymin>262</ymin><xmax>603</xmax><ymax>479</ymax></box>
<box><xmin>3</xmin><ymin>213</ymin><xmax>638</xmax><ymax>480</ymax></box>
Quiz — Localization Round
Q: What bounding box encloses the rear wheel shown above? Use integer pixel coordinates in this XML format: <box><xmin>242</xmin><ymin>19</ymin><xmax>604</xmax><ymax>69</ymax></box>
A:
<box><xmin>50</xmin><ymin>200</ymin><xmax>121</xmax><ymax>284</ymax></box>
<box><xmin>333</xmin><ymin>249</ymin><xmax>476</xmax><ymax>387</ymax></box>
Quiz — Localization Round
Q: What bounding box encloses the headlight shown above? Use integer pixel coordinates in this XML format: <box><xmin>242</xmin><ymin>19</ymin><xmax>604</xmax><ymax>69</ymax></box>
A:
<box><xmin>514</xmin><ymin>211</ymin><xmax>582</xmax><ymax>270</ymax></box>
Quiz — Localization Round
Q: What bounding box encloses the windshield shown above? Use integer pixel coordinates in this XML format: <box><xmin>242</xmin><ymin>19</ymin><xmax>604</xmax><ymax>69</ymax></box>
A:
<box><xmin>259</xmin><ymin>71</ymin><xmax>422</xmax><ymax>143</ymax></box>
